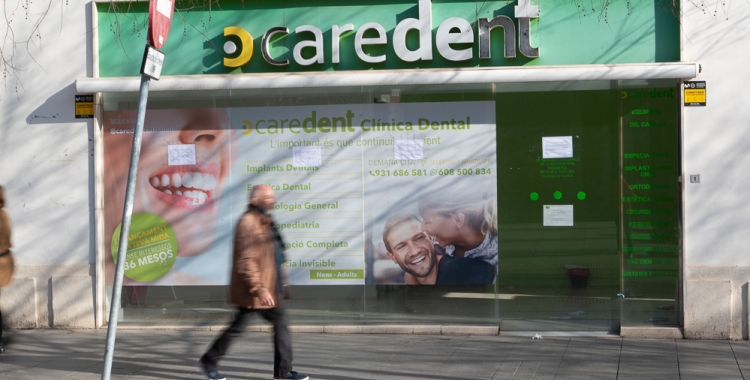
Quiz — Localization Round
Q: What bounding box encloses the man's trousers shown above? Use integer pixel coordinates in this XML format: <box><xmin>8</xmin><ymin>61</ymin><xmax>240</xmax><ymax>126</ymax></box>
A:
<box><xmin>201</xmin><ymin>305</ymin><xmax>293</xmax><ymax>377</ymax></box>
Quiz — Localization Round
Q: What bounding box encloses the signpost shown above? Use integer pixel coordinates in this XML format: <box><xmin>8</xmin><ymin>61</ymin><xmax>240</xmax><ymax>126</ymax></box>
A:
<box><xmin>101</xmin><ymin>1</ymin><xmax>173</xmax><ymax>379</ymax></box>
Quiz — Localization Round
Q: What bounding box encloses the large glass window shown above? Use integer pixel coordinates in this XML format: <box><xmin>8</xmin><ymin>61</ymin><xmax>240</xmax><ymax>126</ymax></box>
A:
<box><xmin>102</xmin><ymin>79</ymin><xmax>680</xmax><ymax>331</ymax></box>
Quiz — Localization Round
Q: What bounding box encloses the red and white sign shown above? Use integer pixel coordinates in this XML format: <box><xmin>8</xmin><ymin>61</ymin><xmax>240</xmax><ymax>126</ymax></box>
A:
<box><xmin>148</xmin><ymin>0</ymin><xmax>174</xmax><ymax>50</ymax></box>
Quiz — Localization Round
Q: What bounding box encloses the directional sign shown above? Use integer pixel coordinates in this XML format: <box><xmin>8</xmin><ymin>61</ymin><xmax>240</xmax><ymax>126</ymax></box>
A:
<box><xmin>149</xmin><ymin>0</ymin><xmax>174</xmax><ymax>49</ymax></box>
<box><xmin>140</xmin><ymin>45</ymin><xmax>165</xmax><ymax>80</ymax></box>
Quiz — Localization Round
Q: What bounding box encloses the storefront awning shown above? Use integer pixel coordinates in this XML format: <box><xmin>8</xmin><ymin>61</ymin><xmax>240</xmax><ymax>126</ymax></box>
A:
<box><xmin>77</xmin><ymin>62</ymin><xmax>698</xmax><ymax>93</ymax></box>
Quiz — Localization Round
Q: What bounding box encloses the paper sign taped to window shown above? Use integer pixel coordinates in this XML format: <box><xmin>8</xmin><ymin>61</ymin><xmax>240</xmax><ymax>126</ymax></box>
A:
<box><xmin>542</xmin><ymin>136</ymin><xmax>573</xmax><ymax>159</ymax></box>
<box><xmin>293</xmin><ymin>146</ymin><xmax>321</xmax><ymax>167</ymax></box>
<box><xmin>167</xmin><ymin>144</ymin><xmax>196</xmax><ymax>166</ymax></box>
<box><xmin>394</xmin><ymin>139</ymin><xmax>424</xmax><ymax>160</ymax></box>
<box><xmin>543</xmin><ymin>205</ymin><xmax>574</xmax><ymax>226</ymax></box>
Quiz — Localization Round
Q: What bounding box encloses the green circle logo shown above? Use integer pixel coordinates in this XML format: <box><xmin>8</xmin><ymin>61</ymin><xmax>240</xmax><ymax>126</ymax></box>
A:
<box><xmin>530</xmin><ymin>192</ymin><xmax>539</xmax><ymax>201</ymax></box>
<box><xmin>111</xmin><ymin>213</ymin><xmax>178</xmax><ymax>282</ymax></box>
<box><xmin>553</xmin><ymin>191</ymin><xmax>563</xmax><ymax>200</ymax></box>
<box><xmin>577</xmin><ymin>191</ymin><xmax>587</xmax><ymax>200</ymax></box>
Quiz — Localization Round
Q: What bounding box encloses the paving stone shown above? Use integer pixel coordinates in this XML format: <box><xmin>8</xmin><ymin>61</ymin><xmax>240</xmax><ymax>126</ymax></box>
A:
<box><xmin>2</xmin><ymin>329</ymin><xmax>748</xmax><ymax>380</ymax></box>
<box><xmin>553</xmin><ymin>360</ymin><xmax>619</xmax><ymax>380</ymax></box>
<box><xmin>616</xmin><ymin>361</ymin><xmax>680</xmax><ymax>380</ymax></box>
<box><xmin>677</xmin><ymin>339</ymin><xmax>738</xmax><ymax>364</ymax></box>
<box><xmin>679</xmin><ymin>363</ymin><xmax>744</xmax><ymax>380</ymax></box>
<box><xmin>430</xmin><ymin>359</ymin><xmax>503</xmax><ymax>380</ymax></box>
<box><xmin>491</xmin><ymin>361</ymin><xmax>523</xmax><ymax>380</ymax></box>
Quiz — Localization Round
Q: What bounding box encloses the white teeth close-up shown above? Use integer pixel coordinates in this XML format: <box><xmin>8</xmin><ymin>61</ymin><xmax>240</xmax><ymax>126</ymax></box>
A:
<box><xmin>411</xmin><ymin>256</ymin><xmax>425</xmax><ymax>265</ymax></box>
<box><xmin>193</xmin><ymin>173</ymin><xmax>204</xmax><ymax>190</ymax></box>
<box><xmin>185</xmin><ymin>190</ymin><xmax>208</xmax><ymax>204</ymax></box>
<box><xmin>172</xmin><ymin>173</ymin><xmax>182</xmax><ymax>188</ymax></box>
<box><xmin>149</xmin><ymin>172</ymin><xmax>218</xmax><ymax>195</ymax></box>
<box><xmin>182</xmin><ymin>173</ymin><xmax>193</xmax><ymax>188</ymax></box>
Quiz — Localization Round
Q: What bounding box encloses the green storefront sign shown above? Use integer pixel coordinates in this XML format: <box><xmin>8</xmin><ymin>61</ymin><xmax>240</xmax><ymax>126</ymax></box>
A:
<box><xmin>97</xmin><ymin>0</ymin><xmax>679</xmax><ymax>77</ymax></box>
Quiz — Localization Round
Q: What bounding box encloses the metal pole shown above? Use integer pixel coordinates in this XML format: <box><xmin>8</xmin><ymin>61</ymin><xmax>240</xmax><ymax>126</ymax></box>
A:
<box><xmin>101</xmin><ymin>74</ymin><xmax>150</xmax><ymax>380</ymax></box>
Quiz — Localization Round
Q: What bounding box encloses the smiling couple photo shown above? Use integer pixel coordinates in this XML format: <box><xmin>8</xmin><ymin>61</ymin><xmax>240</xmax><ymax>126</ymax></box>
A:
<box><xmin>370</xmin><ymin>186</ymin><xmax>498</xmax><ymax>285</ymax></box>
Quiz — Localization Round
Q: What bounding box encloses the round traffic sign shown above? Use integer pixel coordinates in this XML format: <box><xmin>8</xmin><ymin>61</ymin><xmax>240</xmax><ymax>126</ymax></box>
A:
<box><xmin>149</xmin><ymin>0</ymin><xmax>175</xmax><ymax>50</ymax></box>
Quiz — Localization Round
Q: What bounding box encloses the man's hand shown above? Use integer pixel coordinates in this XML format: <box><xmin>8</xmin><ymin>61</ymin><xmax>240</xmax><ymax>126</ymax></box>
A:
<box><xmin>258</xmin><ymin>289</ymin><xmax>276</xmax><ymax>307</ymax></box>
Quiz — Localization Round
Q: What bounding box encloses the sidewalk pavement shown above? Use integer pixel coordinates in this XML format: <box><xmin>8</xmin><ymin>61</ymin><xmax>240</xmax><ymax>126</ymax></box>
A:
<box><xmin>1</xmin><ymin>328</ymin><xmax>749</xmax><ymax>379</ymax></box>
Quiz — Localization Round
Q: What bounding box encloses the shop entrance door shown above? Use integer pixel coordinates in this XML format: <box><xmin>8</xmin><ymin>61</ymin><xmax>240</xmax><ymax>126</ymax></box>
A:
<box><xmin>495</xmin><ymin>83</ymin><xmax>623</xmax><ymax>332</ymax></box>
<box><xmin>495</xmin><ymin>80</ymin><xmax>681</xmax><ymax>332</ymax></box>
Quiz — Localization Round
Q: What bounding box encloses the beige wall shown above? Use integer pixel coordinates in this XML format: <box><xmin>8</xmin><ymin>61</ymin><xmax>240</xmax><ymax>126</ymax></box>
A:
<box><xmin>1</xmin><ymin>265</ymin><xmax>96</xmax><ymax>329</ymax></box>
<box><xmin>681</xmin><ymin>0</ymin><xmax>750</xmax><ymax>339</ymax></box>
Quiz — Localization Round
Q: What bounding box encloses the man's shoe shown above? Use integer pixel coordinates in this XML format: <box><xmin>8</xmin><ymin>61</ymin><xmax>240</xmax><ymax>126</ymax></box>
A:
<box><xmin>197</xmin><ymin>360</ymin><xmax>226</xmax><ymax>380</ymax></box>
<box><xmin>275</xmin><ymin>371</ymin><xmax>309</xmax><ymax>380</ymax></box>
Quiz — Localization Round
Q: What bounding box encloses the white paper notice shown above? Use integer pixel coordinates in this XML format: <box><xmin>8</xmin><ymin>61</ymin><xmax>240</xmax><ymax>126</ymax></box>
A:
<box><xmin>542</xmin><ymin>136</ymin><xmax>573</xmax><ymax>159</ymax></box>
<box><xmin>543</xmin><ymin>205</ymin><xmax>574</xmax><ymax>226</ymax></box>
<box><xmin>293</xmin><ymin>146</ymin><xmax>322</xmax><ymax>167</ymax></box>
<box><xmin>394</xmin><ymin>139</ymin><xmax>424</xmax><ymax>160</ymax></box>
<box><xmin>167</xmin><ymin>144</ymin><xmax>196</xmax><ymax>166</ymax></box>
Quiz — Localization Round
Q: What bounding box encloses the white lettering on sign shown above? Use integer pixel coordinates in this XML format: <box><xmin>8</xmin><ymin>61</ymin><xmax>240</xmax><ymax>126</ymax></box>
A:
<box><xmin>223</xmin><ymin>0</ymin><xmax>541</xmax><ymax>68</ymax></box>
<box><xmin>436</xmin><ymin>17</ymin><xmax>473</xmax><ymax>61</ymax></box>
<box><xmin>515</xmin><ymin>0</ymin><xmax>539</xmax><ymax>18</ymax></box>
<box><xmin>293</xmin><ymin>25</ymin><xmax>324</xmax><ymax>66</ymax></box>
<box><xmin>355</xmin><ymin>23</ymin><xmax>387</xmax><ymax>63</ymax></box>
<box><xmin>392</xmin><ymin>0</ymin><xmax>432</xmax><ymax>62</ymax></box>
<box><xmin>331</xmin><ymin>24</ymin><xmax>354</xmax><ymax>64</ymax></box>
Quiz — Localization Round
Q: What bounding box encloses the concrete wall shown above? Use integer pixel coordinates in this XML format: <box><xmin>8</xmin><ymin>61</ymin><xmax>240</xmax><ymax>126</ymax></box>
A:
<box><xmin>682</xmin><ymin>0</ymin><xmax>750</xmax><ymax>339</ymax></box>
<box><xmin>0</xmin><ymin>1</ymin><xmax>96</xmax><ymax>328</ymax></box>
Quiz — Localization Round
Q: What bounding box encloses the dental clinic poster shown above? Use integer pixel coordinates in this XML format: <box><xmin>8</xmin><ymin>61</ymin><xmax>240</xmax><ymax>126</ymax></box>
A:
<box><xmin>103</xmin><ymin>102</ymin><xmax>497</xmax><ymax>286</ymax></box>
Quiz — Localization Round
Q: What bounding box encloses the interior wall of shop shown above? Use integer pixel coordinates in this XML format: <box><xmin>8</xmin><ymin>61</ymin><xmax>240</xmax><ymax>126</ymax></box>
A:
<box><xmin>682</xmin><ymin>1</ymin><xmax>750</xmax><ymax>339</ymax></box>
<box><xmin>0</xmin><ymin>2</ymin><xmax>96</xmax><ymax>328</ymax></box>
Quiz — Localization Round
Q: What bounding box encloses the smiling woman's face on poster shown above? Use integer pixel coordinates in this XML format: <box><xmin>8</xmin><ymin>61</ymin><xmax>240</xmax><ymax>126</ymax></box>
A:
<box><xmin>103</xmin><ymin>108</ymin><xmax>238</xmax><ymax>284</ymax></box>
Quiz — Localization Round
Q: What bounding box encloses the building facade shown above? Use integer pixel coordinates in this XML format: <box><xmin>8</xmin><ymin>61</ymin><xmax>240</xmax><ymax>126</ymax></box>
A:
<box><xmin>0</xmin><ymin>0</ymin><xmax>743</xmax><ymax>338</ymax></box>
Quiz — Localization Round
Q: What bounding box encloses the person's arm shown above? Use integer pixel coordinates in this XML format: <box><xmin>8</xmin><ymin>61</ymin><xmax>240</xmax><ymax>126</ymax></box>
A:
<box><xmin>235</xmin><ymin>214</ymin><xmax>274</xmax><ymax>305</ymax></box>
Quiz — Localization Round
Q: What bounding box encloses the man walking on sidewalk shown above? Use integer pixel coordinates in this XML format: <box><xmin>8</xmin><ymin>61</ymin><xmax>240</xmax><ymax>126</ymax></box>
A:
<box><xmin>198</xmin><ymin>185</ymin><xmax>309</xmax><ymax>380</ymax></box>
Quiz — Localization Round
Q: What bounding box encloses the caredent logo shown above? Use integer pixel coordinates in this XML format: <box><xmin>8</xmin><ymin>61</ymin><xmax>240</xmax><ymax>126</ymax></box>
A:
<box><xmin>222</xmin><ymin>0</ymin><xmax>539</xmax><ymax>68</ymax></box>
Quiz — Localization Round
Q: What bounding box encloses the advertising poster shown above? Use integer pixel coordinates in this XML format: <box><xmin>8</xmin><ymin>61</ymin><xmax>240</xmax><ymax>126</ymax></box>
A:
<box><xmin>103</xmin><ymin>102</ymin><xmax>497</xmax><ymax>286</ymax></box>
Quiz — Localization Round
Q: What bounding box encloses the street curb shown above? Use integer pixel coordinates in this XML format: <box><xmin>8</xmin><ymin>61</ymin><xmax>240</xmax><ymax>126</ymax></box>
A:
<box><xmin>13</xmin><ymin>326</ymin><xmax>678</xmax><ymax>338</ymax></box>
<box><xmin>113</xmin><ymin>324</ymin><xmax>502</xmax><ymax>335</ymax></box>
<box><xmin>620</xmin><ymin>326</ymin><xmax>684</xmax><ymax>339</ymax></box>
